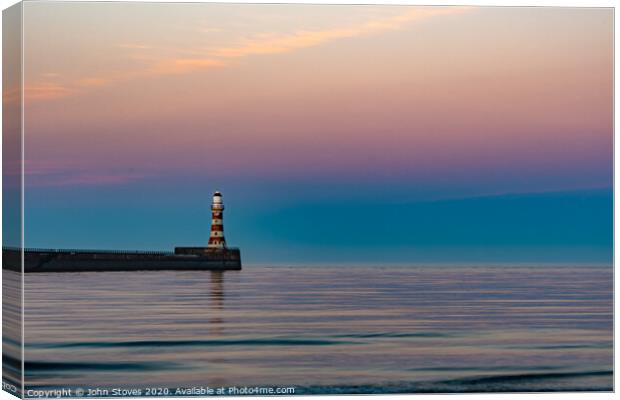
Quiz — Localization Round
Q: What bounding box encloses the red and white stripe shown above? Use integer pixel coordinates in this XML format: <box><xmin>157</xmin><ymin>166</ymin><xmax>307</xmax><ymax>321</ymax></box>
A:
<box><xmin>207</xmin><ymin>191</ymin><xmax>227</xmax><ymax>249</ymax></box>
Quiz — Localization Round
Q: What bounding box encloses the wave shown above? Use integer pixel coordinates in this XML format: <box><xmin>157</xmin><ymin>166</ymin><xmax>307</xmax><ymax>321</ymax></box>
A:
<box><xmin>26</xmin><ymin>360</ymin><xmax>177</xmax><ymax>372</ymax></box>
<box><xmin>407</xmin><ymin>365</ymin><xmax>564</xmax><ymax>372</ymax></box>
<box><xmin>4</xmin><ymin>354</ymin><xmax>180</xmax><ymax>376</ymax></box>
<box><xmin>332</xmin><ymin>331</ymin><xmax>452</xmax><ymax>338</ymax></box>
<box><xmin>440</xmin><ymin>370</ymin><xmax>612</xmax><ymax>385</ymax></box>
<box><xmin>29</xmin><ymin>337</ymin><xmax>355</xmax><ymax>350</ymax></box>
<box><xmin>295</xmin><ymin>370</ymin><xmax>613</xmax><ymax>394</ymax></box>
<box><xmin>504</xmin><ymin>343</ymin><xmax>612</xmax><ymax>350</ymax></box>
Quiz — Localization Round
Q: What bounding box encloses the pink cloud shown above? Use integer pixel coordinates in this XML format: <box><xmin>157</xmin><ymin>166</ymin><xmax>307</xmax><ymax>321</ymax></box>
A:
<box><xmin>24</xmin><ymin>7</ymin><xmax>470</xmax><ymax>102</ymax></box>
<box><xmin>211</xmin><ymin>7</ymin><xmax>469</xmax><ymax>58</ymax></box>
<box><xmin>24</xmin><ymin>161</ymin><xmax>150</xmax><ymax>187</ymax></box>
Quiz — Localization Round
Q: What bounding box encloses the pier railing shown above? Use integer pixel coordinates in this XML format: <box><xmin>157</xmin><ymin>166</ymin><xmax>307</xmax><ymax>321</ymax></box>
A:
<box><xmin>3</xmin><ymin>246</ymin><xmax>239</xmax><ymax>256</ymax></box>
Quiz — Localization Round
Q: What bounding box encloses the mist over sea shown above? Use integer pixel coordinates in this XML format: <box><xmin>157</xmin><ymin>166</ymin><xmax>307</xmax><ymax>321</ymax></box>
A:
<box><xmin>4</xmin><ymin>265</ymin><xmax>613</xmax><ymax>395</ymax></box>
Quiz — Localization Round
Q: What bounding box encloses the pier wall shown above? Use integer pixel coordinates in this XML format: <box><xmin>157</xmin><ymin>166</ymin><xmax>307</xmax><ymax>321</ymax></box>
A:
<box><xmin>2</xmin><ymin>248</ymin><xmax>242</xmax><ymax>273</ymax></box>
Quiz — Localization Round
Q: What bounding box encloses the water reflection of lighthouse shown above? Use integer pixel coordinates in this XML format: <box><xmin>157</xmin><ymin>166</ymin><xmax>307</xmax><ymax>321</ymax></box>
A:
<box><xmin>209</xmin><ymin>271</ymin><xmax>224</xmax><ymax>335</ymax></box>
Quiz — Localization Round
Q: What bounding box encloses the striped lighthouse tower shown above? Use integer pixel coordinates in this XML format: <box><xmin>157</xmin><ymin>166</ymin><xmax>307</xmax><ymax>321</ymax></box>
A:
<box><xmin>207</xmin><ymin>191</ymin><xmax>227</xmax><ymax>249</ymax></box>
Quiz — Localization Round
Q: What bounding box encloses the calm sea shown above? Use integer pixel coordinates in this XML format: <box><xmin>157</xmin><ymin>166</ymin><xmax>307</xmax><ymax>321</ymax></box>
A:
<box><xmin>3</xmin><ymin>265</ymin><xmax>613</xmax><ymax>395</ymax></box>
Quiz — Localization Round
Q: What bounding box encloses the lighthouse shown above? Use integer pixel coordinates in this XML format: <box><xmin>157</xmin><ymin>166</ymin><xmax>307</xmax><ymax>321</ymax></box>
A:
<box><xmin>207</xmin><ymin>191</ymin><xmax>227</xmax><ymax>249</ymax></box>
<box><xmin>172</xmin><ymin>191</ymin><xmax>241</xmax><ymax>264</ymax></box>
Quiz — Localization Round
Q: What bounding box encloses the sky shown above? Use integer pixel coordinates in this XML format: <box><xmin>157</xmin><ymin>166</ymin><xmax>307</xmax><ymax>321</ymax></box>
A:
<box><xmin>14</xmin><ymin>3</ymin><xmax>613</xmax><ymax>264</ymax></box>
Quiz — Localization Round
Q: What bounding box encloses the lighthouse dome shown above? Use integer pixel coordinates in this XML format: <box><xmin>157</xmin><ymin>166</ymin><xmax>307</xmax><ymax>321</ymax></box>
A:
<box><xmin>213</xmin><ymin>191</ymin><xmax>223</xmax><ymax>205</ymax></box>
